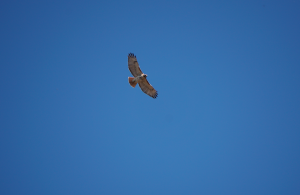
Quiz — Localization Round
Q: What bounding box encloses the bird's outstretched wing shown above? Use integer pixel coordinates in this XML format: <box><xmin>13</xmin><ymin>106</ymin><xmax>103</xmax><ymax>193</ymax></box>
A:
<box><xmin>138</xmin><ymin>77</ymin><xmax>158</xmax><ymax>99</ymax></box>
<box><xmin>128</xmin><ymin>53</ymin><xmax>143</xmax><ymax>77</ymax></box>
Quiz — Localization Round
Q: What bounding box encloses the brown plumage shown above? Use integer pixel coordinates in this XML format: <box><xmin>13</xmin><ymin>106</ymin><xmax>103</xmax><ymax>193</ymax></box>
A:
<box><xmin>128</xmin><ymin>53</ymin><xmax>158</xmax><ymax>99</ymax></box>
<box><xmin>128</xmin><ymin>77</ymin><xmax>137</xmax><ymax>88</ymax></box>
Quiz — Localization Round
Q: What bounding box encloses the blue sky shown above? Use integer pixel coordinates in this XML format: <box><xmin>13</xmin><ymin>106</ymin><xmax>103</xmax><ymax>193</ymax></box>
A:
<box><xmin>1</xmin><ymin>0</ymin><xmax>300</xmax><ymax>194</ymax></box>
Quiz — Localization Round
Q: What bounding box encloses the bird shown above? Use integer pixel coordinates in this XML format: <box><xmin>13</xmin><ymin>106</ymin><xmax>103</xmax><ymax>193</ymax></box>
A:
<box><xmin>128</xmin><ymin>53</ymin><xmax>158</xmax><ymax>98</ymax></box>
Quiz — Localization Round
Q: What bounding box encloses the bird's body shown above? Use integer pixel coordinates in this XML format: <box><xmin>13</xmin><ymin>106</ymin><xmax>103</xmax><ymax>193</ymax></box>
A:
<box><xmin>128</xmin><ymin>53</ymin><xmax>158</xmax><ymax>98</ymax></box>
<box><xmin>132</xmin><ymin>74</ymin><xmax>146</xmax><ymax>83</ymax></box>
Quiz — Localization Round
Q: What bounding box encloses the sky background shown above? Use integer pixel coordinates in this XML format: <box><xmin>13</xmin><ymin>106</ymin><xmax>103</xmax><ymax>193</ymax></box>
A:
<box><xmin>1</xmin><ymin>0</ymin><xmax>300</xmax><ymax>194</ymax></box>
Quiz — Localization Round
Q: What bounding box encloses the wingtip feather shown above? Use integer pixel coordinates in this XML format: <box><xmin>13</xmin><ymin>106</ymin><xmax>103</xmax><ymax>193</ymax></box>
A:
<box><xmin>128</xmin><ymin>53</ymin><xmax>136</xmax><ymax>58</ymax></box>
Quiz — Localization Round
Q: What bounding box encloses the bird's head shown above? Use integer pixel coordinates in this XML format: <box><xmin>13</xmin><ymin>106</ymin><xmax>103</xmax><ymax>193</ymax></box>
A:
<box><xmin>142</xmin><ymin>74</ymin><xmax>148</xmax><ymax>78</ymax></box>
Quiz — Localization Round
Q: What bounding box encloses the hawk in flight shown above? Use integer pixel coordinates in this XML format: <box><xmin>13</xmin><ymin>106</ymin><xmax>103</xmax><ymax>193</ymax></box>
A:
<box><xmin>128</xmin><ymin>53</ymin><xmax>158</xmax><ymax>98</ymax></box>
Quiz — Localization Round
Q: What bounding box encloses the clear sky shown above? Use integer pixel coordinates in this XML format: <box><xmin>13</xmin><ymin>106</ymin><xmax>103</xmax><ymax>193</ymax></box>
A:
<box><xmin>1</xmin><ymin>0</ymin><xmax>300</xmax><ymax>194</ymax></box>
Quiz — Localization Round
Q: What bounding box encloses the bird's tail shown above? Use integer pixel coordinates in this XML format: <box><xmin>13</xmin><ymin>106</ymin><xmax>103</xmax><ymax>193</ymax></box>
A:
<box><xmin>128</xmin><ymin>77</ymin><xmax>137</xmax><ymax>88</ymax></box>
